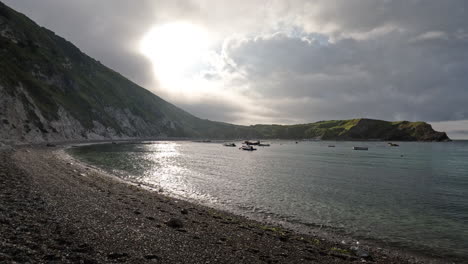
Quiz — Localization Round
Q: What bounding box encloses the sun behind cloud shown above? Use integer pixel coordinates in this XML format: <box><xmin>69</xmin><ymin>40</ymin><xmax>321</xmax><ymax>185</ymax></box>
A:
<box><xmin>140</xmin><ymin>22</ymin><xmax>213</xmax><ymax>85</ymax></box>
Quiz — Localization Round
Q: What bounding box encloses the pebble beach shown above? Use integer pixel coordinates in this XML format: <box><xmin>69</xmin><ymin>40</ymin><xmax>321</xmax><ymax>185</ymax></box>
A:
<box><xmin>0</xmin><ymin>144</ymin><xmax>443</xmax><ymax>263</ymax></box>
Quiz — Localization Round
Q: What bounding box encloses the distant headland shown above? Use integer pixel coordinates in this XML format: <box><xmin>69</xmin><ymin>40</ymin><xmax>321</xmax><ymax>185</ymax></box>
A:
<box><xmin>246</xmin><ymin>119</ymin><xmax>450</xmax><ymax>142</ymax></box>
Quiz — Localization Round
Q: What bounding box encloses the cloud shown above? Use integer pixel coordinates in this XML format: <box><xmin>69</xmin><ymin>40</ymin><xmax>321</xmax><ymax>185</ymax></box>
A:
<box><xmin>3</xmin><ymin>0</ymin><xmax>468</xmax><ymax>135</ymax></box>
<box><xmin>412</xmin><ymin>31</ymin><xmax>449</xmax><ymax>42</ymax></box>
<box><xmin>218</xmin><ymin>30</ymin><xmax>468</xmax><ymax>123</ymax></box>
<box><xmin>450</xmin><ymin>130</ymin><xmax>468</xmax><ymax>135</ymax></box>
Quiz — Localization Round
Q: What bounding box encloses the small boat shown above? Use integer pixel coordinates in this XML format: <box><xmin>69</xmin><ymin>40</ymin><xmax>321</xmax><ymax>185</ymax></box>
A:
<box><xmin>223</xmin><ymin>143</ymin><xmax>236</xmax><ymax>147</ymax></box>
<box><xmin>244</xmin><ymin>140</ymin><xmax>260</xmax><ymax>145</ymax></box>
<box><xmin>328</xmin><ymin>145</ymin><xmax>335</xmax><ymax>147</ymax></box>
<box><xmin>258</xmin><ymin>143</ymin><xmax>270</xmax><ymax>147</ymax></box>
<box><xmin>353</xmin><ymin>146</ymin><xmax>368</xmax><ymax>151</ymax></box>
<box><xmin>240</xmin><ymin>145</ymin><xmax>257</xmax><ymax>151</ymax></box>
<box><xmin>387</xmin><ymin>143</ymin><xmax>399</xmax><ymax>147</ymax></box>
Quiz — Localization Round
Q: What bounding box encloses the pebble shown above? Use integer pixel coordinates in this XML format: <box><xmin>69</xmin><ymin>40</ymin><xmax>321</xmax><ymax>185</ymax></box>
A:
<box><xmin>144</xmin><ymin>254</ymin><xmax>159</xmax><ymax>260</ymax></box>
<box><xmin>356</xmin><ymin>249</ymin><xmax>371</xmax><ymax>259</ymax></box>
<box><xmin>248</xmin><ymin>248</ymin><xmax>259</xmax><ymax>253</ymax></box>
<box><xmin>107</xmin><ymin>252</ymin><xmax>128</xmax><ymax>259</ymax></box>
<box><xmin>43</xmin><ymin>254</ymin><xmax>60</xmax><ymax>261</ymax></box>
<box><xmin>166</xmin><ymin>218</ymin><xmax>184</xmax><ymax>228</ymax></box>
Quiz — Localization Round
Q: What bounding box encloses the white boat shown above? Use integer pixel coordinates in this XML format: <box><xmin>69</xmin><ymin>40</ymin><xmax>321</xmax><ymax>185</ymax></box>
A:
<box><xmin>353</xmin><ymin>146</ymin><xmax>368</xmax><ymax>150</ymax></box>
<box><xmin>223</xmin><ymin>143</ymin><xmax>236</xmax><ymax>147</ymax></box>
<box><xmin>244</xmin><ymin>140</ymin><xmax>260</xmax><ymax>145</ymax></box>
<box><xmin>240</xmin><ymin>145</ymin><xmax>257</xmax><ymax>151</ymax></box>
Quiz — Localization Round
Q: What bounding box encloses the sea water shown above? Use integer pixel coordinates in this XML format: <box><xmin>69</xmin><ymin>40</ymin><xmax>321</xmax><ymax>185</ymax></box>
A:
<box><xmin>69</xmin><ymin>140</ymin><xmax>468</xmax><ymax>261</ymax></box>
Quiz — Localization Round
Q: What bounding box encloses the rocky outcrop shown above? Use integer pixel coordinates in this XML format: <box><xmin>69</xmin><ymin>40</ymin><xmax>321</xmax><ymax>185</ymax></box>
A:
<box><xmin>0</xmin><ymin>84</ymin><xmax>120</xmax><ymax>142</ymax></box>
<box><xmin>342</xmin><ymin>119</ymin><xmax>450</xmax><ymax>141</ymax></box>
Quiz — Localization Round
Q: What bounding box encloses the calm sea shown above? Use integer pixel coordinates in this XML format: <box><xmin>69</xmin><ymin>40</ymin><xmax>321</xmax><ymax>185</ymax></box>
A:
<box><xmin>69</xmin><ymin>140</ymin><xmax>468</xmax><ymax>261</ymax></box>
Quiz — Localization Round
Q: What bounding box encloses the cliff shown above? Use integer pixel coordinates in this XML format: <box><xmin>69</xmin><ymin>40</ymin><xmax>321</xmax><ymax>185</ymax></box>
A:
<box><xmin>0</xmin><ymin>1</ymin><xmax>255</xmax><ymax>142</ymax></box>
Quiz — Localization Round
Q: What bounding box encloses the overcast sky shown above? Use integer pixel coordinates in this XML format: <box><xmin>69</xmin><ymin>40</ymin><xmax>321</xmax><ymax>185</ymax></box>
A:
<box><xmin>4</xmin><ymin>0</ymin><xmax>468</xmax><ymax>139</ymax></box>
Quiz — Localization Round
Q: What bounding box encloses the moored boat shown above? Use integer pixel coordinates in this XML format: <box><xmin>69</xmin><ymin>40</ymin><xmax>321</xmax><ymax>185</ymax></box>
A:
<box><xmin>240</xmin><ymin>145</ymin><xmax>257</xmax><ymax>151</ymax></box>
<box><xmin>353</xmin><ymin>146</ymin><xmax>368</xmax><ymax>150</ymax></box>
<box><xmin>223</xmin><ymin>143</ymin><xmax>236</xmax><ymax>147</ymax></box>
<box><xmin>244</xmin><ymin>140</ymin><xmax>260</xmax><ymax>145</ymax></box>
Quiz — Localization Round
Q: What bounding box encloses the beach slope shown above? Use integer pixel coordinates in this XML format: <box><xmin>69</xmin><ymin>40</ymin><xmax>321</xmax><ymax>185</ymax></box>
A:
<box><xmin>0</xmin><ymin>146</ymin><xmax>426</xmax><ymax>263</ymax></box>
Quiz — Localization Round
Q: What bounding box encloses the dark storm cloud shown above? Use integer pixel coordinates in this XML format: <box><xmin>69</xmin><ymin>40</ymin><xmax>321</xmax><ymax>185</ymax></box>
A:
<box><xmin>224</xmin><ymin>29</ymin><xmax>468</xmax><ymax>122</ymax></box>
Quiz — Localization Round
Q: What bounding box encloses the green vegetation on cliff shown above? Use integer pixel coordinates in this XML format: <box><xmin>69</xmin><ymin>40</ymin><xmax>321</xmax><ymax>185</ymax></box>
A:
<box><xmin>0</xmin><ymin>2</ymin><xmax>449</xmax><ymax>142</ymax></box>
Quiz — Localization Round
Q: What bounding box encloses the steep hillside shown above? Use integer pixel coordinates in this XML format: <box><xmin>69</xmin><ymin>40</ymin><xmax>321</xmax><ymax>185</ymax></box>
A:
<box><xmin>0</xmin><ymin>2</ymin><xmax>449</xmax><ymax>142</ymax></box>
<box><xmin>0</xmin><ymin>2</ymin><xmax>255</xmax><ymax>142</ymax></box>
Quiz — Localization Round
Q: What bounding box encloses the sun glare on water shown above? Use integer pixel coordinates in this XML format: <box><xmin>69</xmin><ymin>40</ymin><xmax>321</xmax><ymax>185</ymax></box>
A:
<box><xmin>140</xmin><ymin>22</ymin><xmax>212</xmax><ymax>86</ymax></box>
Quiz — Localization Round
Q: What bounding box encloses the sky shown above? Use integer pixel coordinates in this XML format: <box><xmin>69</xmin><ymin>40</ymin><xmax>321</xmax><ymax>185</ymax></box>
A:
<box><xmin>4</xmin><ymin>0</ymin><xmax>468</xmax><ymax>139</ymax></box>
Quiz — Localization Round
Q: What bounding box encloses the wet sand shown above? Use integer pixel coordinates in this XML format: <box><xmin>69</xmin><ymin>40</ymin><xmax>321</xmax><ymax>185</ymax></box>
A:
<box><xmin>0</xmin><ymin>145</ymin><xmax>438</xmax><ymax>263</ymax></box>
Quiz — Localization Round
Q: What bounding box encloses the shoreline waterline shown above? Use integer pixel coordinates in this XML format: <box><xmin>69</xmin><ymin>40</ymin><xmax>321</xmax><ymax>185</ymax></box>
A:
<box><xmin>66</xmin><ymin>140</ymin><xmax>467</xmax><ymax>263</ymax></box>
<box><xmin>0</xmin><ymin>143</ymin><xmax>445</xmax><ymax>263</ymax></box>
